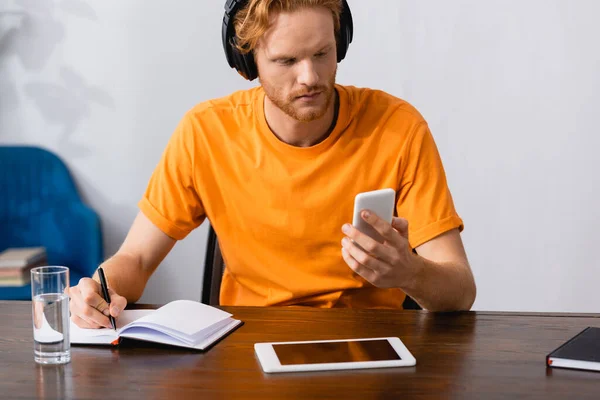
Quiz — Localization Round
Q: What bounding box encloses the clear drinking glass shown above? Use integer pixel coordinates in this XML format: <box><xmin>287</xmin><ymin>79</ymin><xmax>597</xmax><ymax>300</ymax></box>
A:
<box><xmin>31</xmin><ymin>266</ymin><xmax>71</xmax><ymax>364</ymax></box>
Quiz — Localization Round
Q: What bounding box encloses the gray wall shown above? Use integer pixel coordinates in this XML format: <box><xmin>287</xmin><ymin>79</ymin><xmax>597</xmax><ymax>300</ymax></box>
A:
<box><xmin>1</xmin><ymin>0</ymin><xmax>599</xmax><ymax>311</ymax></box>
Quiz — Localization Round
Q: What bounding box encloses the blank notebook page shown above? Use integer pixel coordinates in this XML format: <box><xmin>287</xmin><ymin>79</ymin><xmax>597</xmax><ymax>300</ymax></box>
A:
<box><xmin>70</xmin><ymin>309</ymin><xmax>152</xmax><ymax>340</ymax></box>
<box><xmin>128</xmin><ymin>300</ymin><xmax>233</xmax><ymax>336</ymax></box>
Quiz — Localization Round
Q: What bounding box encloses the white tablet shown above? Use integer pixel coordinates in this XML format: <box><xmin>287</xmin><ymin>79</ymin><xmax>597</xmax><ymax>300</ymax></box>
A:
<box><xmin>254</xmin><ymin>337</ymin><xmax>416</xmax><ymax>373</ymax></box>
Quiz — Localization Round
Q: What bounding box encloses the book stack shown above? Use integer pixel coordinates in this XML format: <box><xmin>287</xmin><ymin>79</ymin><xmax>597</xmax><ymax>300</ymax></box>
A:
<box><xmin>0</xmin><ymin>247</ymin><xmax>47</xmax><ymax>286</ymax></box>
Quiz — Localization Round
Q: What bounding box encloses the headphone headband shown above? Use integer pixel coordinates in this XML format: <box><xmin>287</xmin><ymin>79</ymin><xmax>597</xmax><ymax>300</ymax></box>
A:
<box><xmin>222</xmin><ymin>0</ymin><xmax>353</xmax><ymax>81</ymax></box>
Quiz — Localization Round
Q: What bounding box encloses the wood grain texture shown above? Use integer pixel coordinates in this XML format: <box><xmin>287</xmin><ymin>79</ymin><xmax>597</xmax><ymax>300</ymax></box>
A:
<box><xmin>1</xmin><ymin>301</ymin><xmax>599</xmax><ymax>399</ymax></box>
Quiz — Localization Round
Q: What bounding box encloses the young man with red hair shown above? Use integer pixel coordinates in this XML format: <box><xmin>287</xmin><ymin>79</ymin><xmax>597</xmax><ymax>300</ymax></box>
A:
<box><xmin>70</xmin><ymin>0</ymin><xmax>476</xmax><ymax>329</ymax></box>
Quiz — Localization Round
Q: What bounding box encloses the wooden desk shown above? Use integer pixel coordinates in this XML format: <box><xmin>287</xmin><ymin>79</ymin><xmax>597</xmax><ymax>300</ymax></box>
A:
<box><xmin>1</xmin><ymin>301</ymin><xmax>600</xmax><ymax>399</ymax></box>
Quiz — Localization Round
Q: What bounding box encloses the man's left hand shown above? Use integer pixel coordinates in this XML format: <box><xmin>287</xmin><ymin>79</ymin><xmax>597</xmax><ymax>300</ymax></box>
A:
<box><xmin>341</xmin><ymin>210</ymin><xmax>420</xmax><ymax>289</ymax></box>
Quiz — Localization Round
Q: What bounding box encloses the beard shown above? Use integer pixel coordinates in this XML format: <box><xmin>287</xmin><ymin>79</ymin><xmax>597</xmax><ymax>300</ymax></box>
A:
<box><xmin>260</xmin><ymin>67</ymin><xmax>337</xmax><ymax>123</ymax></box>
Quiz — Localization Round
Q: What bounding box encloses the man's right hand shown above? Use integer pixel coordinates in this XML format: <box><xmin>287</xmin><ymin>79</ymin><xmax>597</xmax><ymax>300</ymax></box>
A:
<box><xmin>69</xmin><ymin>277</ymin><xmax>127</xmax><ymax>329</ymax></box>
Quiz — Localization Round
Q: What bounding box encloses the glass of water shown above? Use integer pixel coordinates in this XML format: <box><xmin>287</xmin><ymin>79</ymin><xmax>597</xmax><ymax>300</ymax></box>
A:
<box><xmin>31</xmin><ymin>266</ymin><xmax>70</xmax><ymax>364</ymax></box>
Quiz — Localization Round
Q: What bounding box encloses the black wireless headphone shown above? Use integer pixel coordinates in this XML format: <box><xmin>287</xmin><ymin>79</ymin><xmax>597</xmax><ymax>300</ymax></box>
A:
<box><xmin>222</xmin><ymin>0</ymin><xmax>354</xmax><ymax>81</ymax></box>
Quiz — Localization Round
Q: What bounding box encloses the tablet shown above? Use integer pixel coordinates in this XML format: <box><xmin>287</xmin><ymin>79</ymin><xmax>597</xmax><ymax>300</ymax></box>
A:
<box><xmin>254</xmin><ymin>337</ymin><xmax>416</xmax><ymax>373</ymax></box>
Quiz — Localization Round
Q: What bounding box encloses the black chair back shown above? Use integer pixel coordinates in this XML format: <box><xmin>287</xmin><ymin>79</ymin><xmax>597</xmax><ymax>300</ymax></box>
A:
<box><xmin>202</xmin><ymin>225</ymin><xmax>224</xmax><ymax>305</ymax></box>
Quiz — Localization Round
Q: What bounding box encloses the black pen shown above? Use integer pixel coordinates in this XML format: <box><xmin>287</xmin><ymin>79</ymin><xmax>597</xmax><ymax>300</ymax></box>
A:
<box><xmin>97</xmin><ymin>267</ymin><xmax>117</xmax><ymax>331</ymax></box>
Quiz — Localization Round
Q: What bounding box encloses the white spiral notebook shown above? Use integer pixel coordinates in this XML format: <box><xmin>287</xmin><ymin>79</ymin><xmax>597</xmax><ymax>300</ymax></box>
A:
<box><xmin>70</xmin><ymin>300</ymin><xmax>243</xmax><ymax>350</ymax></box>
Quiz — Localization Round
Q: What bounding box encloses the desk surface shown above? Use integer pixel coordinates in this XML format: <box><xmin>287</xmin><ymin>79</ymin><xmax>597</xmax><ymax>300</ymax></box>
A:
<box><xmin>1</xmin><ymin>301</ymin><xmax>600</xmax><ymax>399</ymax></box>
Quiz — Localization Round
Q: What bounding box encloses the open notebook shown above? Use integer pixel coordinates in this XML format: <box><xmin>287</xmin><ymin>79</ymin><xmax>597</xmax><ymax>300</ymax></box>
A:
<box><xmin>70</xmin><ymin>300</ymin><xmax>242</xmax><ymax>350</ymax></box>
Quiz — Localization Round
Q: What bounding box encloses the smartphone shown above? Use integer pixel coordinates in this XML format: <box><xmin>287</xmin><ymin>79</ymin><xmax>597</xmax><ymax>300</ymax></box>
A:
<box><xmin>352</xmin><ymin>188</ymin><xmax>396</xmax><ymax>243</ymax></box>
<box><xmin>254</xmin><ymin>337</ymin><xmax>416</xmax><ymax>373</ymax></box>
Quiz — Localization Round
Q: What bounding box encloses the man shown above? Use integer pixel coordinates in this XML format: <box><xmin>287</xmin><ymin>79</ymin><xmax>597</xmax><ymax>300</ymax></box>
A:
<box><xmin>70</xmin><ymin>0</ymin><xmax>476</xmax><ymax>329</ymax></box>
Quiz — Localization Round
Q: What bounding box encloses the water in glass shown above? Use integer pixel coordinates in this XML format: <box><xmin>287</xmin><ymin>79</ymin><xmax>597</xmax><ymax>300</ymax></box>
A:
<box><xmin>32</xmin><ymin>293</ymin><xmax>70</xmax><ymax>364</ymax></box>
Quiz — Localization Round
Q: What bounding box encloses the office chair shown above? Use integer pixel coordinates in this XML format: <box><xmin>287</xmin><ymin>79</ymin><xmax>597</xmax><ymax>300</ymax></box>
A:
<box><xmin>0</xmin><ymin>146</ymin><xmax>104</xmax><ymax>300</ymax></box>
<box><xmin>202</xmin><ymin>225</ymin><xmax>421</xmax><ymax>309</ymax></box>
<box><xmin>202</xmin><ymin>224</ymin><xmax>224</xmax><ymax>305</ymax></box>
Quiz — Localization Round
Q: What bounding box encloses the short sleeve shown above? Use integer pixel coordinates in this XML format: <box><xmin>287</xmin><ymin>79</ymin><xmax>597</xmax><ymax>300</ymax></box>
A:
<box><xmin>397</xmin><ymin>123</ymin><xmax>464</xmax><ymax>249</ymax></box>
<box><xmin>138</xmin><ymin>113</ymin><xmax>205</xmax><ymax>240</ymax></box>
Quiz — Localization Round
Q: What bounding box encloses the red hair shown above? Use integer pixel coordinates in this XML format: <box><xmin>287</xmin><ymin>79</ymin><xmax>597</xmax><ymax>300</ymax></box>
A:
<box><xmin>233</xmin><ymin>0</ymin><xmax>342</xmax><ymax>54</ymax></box>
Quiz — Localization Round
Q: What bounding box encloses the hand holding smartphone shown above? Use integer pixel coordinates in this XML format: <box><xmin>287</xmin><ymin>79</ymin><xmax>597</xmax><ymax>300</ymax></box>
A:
<box><xmin>352</xmin><ymin>188</ymin><xmax>396</xmax><ymax>243</ymax></box>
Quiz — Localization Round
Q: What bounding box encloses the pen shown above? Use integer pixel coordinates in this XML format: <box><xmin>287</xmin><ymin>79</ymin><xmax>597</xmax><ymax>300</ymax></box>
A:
<box><xmin>97</xmin><ymin>267</ymin><xmax>117</xmax><ymax>331</ymax></box>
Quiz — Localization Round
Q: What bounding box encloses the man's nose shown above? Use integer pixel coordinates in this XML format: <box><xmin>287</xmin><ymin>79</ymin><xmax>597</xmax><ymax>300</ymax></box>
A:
<box><xmin>296</xmin><ymin>60</ymin><xmax>319</xmax><ymax>87</ymax></box>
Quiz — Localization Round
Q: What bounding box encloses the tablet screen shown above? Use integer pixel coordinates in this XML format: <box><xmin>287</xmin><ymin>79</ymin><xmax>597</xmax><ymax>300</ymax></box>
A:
<box><xmin>273</xmin><ymin>339</ymin><xmax>401</xmax><ymax>365</ymax></box>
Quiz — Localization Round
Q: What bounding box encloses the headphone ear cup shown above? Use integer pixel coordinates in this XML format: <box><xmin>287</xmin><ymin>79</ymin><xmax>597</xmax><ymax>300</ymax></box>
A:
<box><xmin>336</xmin><ymin>37</ymin><xmax>347</xmax><ymax>62</ymax></box>
<box><xmin>223</xmin><ymin>0</ymin><xmax>258</xmax><ymax>81</ymax></box>
<box><xmin>336</xmin><ymin>0</ymin><xmax>354</xmax><ymax>62</ymax></box>
<box><xmin>240</xmin><ymin>52</ymin><xmax>258</xmax><ymax>81</ymax></box>
<box><xmin>230</xmin><ymin>37</ymin><xmax>258</xmax><ymax>81</ymax></box>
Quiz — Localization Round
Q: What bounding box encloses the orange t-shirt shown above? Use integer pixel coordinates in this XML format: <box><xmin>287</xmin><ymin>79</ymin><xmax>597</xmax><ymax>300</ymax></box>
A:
<box><xmin>139</xmin><ymin>85</ymin><xmax>463</xmax><ymax>308</ymax></box>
